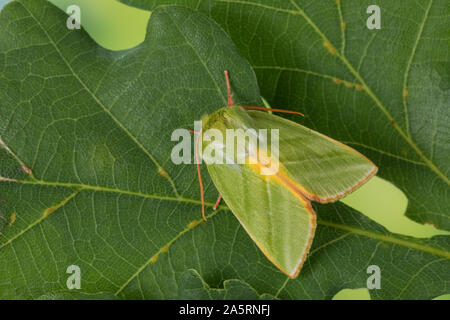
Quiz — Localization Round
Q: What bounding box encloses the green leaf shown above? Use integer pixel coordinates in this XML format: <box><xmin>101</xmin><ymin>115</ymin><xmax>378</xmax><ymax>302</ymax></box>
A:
<box><xmin>121</xmin><ymin>0</ymin><xmax>450</xmax><ymax>230</ymax></box>
<box><xmin>0</xmin><ymin>0</ymin><xmax>448</xmax><ymax>300</ymax></box>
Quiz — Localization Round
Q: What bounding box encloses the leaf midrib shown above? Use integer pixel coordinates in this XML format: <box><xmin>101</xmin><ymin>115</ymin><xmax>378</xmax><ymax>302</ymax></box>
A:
<box><xmin>0</xmin><ymin>176</ymin><xmax>210</xmax><ymax>206</ymax></box>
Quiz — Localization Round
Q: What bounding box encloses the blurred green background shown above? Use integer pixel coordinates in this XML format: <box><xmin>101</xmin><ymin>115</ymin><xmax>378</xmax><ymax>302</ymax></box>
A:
<box><xmin>1</xmin><ymin>0</ymin><xmax>448</xmax><ymax>300</ymax></box>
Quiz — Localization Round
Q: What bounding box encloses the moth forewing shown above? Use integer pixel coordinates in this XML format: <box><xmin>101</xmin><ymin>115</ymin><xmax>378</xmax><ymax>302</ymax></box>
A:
<box><xmin>201</xmin><ymin>128</ymin><xmax>226</xmax><ymax>164</ymax></box>
<box><xmin>205</xmin><ymin>149</ymin><xmax>317</xmax><ymax>278</ymax></box>
<box><xmin>247</xmin><ymin>110</ymin><xmax>378</xmax><ymax>202</ymax></box>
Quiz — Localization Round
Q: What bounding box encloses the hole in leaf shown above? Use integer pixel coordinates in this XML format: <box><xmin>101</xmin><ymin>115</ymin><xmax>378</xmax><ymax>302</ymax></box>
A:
<box><xmin>340</xmin><ymin>176</ymin><xmax>449</xmax><ymax>238</ymax></box>
<box><xmin>332</xmin><ymin>288</ymin><xmax>370</xmax><ymax>300</ymax></box>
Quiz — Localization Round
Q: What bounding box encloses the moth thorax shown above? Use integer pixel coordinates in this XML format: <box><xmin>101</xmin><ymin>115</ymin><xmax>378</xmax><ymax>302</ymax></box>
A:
<box><xmin>200</xmin><ymin>126</ymin><xmax>279</xmax><ymax>174</ymax></box>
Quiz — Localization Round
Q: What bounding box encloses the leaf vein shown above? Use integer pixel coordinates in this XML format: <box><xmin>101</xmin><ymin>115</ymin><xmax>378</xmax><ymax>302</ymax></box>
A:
<box><xmin>402</xmin><ymin>0</ymin><xmax>434</xmax><ymax>137</ymax></box>
<box><xmin>0</xmin><ymin>190</ymin><xmax>80</xmax><ymax>250</ymax></box>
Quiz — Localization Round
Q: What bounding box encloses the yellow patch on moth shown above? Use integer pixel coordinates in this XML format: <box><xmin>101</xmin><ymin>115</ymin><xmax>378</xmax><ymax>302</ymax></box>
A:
<box><xmin>8</xmin><ymin>213</ymin><xmax>16</xmax><ymax>227</ymax></box>
<box><xmin>323</xmin><ymin>41</ymin><xmax>337</xmax><ymax>55</ymax></box>
<box><xmin>247</xmin><ymin>156</ymin><xmax>310</xmax><ymax>206</ymax></box>
<box><xmin>403</xmin><ymin>89</ymin><xmax>408</xmax><ymax>98</ymax></box>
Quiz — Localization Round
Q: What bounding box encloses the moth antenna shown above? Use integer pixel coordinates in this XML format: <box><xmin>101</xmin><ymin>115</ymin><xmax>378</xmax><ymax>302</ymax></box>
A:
<box><xmin>224</xmin><ymin>70</ymin><xmax>234</xmax><ymax>107</ymax></box>
<box><xmin>213</xmin><ymin>194</ymin><xmax>222</xmax><ymax>210</ymax></box>
<box><xmin>240</xmin><ymin>106</ymin><xmax>305</xmax><ymax>117</ymax></box>
<box><xmin>224</xmin><ymin>71</ymin><xmax>303</xmax><ymax>116</ymax></box>
<box><xmin>194</xmin><ymin>133</ymin><xmax>206</xmax><ymax>221</ymax></box>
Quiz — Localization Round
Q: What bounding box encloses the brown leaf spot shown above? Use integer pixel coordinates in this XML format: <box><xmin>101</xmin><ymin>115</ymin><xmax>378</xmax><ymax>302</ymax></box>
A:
<box><xmin>344</xmin><ymin>81</ymin><xmax>354</xmax><ymax>88</ymax></box>
<box><xmin>187</xmin><ymin>220</ymin><xmax>201</xmax><ymax>229</ymax></box>
<box><xmin>150</xmin><ymin>254</ymin><xmax>158</xmax><ymax>263</ymax></box>
<box><xmin>341</xmin><ymin>22</ymin><xmax>346</xmax><ymax>31</ymax></box>
<box><xmin>21</xmin><ymin>165</ymin><xmax>32</xmax><ymax>175</ymax></box>
<box><xmin>355</xmin><ymin>84</ymin><xmax>363</xmax><ymax>91</ymax></box>
<box><xmin>161</xmin><ymin>243</ymin><xmax>170</xmax><ymax>253</ymax></box>
<box><xmin>403</xmin><ymin>89</ymin><xmax>408</xmax><ymax>98</ymax></box>
<box><xmin>424</xmin><ymin>221</ymin><xmax>437</xmax><ymax>227</ymax></box>
<box><xmin>43</xmin><ymin>206</ymin><xmax>58</xmax><ymax>217</ymax></box>
<box><xmin>8</xmin><ymin>213</ymin><xmax>16</xmax><ymax>227</ymax></box>
<box><xmin>158</xmin><ymin>167</ymin><xmax>169</xmax><ymax>178</ymax></box>
<box><xmin>333</xmin><ymin>78</ymin><xmax>342</xmax><ymax>85</ymax></box>
<box><xmin>323</xmin><ymin>41</ymin><xmax>337</xmax><ymax>55</ymax></box>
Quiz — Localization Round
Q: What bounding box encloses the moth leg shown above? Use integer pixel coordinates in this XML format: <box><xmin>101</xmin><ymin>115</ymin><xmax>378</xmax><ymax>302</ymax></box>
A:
<box><xmin>212</xmin><ymin>194</ymin><xmax>222</xmax><ymax>210</ymax></box>
<box><xmin>188</xmin><ymin>129</ymin><xmax>206</xmax><ymax>221</ymax></box>
<box><xmin>239</xmin><ymin>106</ymin><xmax>304</xmax><ymax>117</ymax></box>
<box><xmin>224</xmin><ymin>70</ymin><xmax>234</xmax><ymax>107</ymax></box>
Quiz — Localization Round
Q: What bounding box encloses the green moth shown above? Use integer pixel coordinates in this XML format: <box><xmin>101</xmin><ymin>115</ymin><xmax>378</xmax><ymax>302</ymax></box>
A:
<box><xmin>193</xmin><ymin>71</ymin><xmax>377</xmax><ymax>278</ymax></box>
